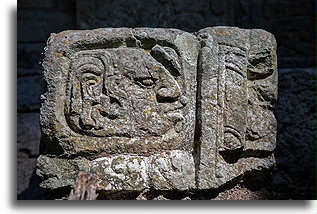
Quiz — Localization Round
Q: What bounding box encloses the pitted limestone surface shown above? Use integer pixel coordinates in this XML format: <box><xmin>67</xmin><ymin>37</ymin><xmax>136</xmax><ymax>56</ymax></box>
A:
<box><xmin>37</xmin><ymin>27</ymin><xmax>277</xmax><ymax>194</ymax></box>
<box><xmin>195</xmin><ymin>27</ymin><xmax>277</xmax><ymax>189</ymax></box>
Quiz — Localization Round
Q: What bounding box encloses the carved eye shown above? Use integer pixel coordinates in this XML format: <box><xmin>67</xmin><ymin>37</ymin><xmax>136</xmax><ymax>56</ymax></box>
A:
<box><xmin>135</xmin><ymin>77</ymin><xmax>156</xmax><ymax>88</ymax></box>
<box><xmin>82</xmin><ymin>73</ymin><xmax>99</xmax><ymax>86</ymax></box>
<box><xmin>87</xmin><ymin>79</ymin><xmax>98</xmax><ymax>86</ymax></box>
<box><xmin>140</xmin><ymin>78</ymin><xmax>154</xmax><ymax>86</ymax></box>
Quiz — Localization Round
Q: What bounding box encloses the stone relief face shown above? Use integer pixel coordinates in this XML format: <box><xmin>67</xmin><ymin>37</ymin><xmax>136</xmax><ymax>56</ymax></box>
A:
<box><xmin>66</xmin><ymin>48</ymin><xmax>186</xmax><ymax>138</ymax></box>
<box><xmin>38</xmin><ymin>27</ymin><xmax>276</xmax><ymax>193</ymax></box>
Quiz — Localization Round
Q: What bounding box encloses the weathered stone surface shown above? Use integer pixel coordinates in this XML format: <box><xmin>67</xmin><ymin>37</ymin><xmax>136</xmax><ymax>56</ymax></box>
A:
<box><xmin>37</xmin><ymin>28</ymin><xmax>199</xmax><ymax>191</ymax></box>
<box><xmin>37</xmin><ymin>27</ymin><xmax>277</xmax><ymax>195</ymax></box>
<box><xmin>195</xmin><ymin>27</ymin><xmax>277</xmax><ymax>189</ymax></box>
<box><xmin>37</xmin><ymin>150</ymin><xmax>195</xmax><ymax>191</ymax></box>
<box><xmin>213</xmin><ymin>184</ymin><xmax>270</xmax><ymax>200</ymax></box>
<box><xmin>17</xmin><ymin>0</ymin><xmax>313</xmax><ymax>200</ymax></box>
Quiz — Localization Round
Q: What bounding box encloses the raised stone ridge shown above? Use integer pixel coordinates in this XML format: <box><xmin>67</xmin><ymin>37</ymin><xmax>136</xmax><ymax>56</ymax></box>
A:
<box><xmin>36</xmin><ymin>27</ymin><xmax>277</xmax><ymax>196</ymax></box>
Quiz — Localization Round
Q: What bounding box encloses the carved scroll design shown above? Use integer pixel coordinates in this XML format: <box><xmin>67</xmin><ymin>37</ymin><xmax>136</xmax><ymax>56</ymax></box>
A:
<box><xmin>217</xmin><ymin>44</ymin><xmax>248</xmax><ymax>154</ymax></box>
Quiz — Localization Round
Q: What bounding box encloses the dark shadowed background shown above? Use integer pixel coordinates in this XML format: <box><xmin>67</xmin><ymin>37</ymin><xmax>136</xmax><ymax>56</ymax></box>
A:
<box><xmin>17</xmin><ymin>0</ymin><xmax>315</xmax><ymax>199</ymax></box>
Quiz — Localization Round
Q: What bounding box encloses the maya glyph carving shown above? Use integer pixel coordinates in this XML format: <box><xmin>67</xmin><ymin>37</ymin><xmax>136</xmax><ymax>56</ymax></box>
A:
<box><xmin>37</xmin><ymin>27</ymin><xmax>277</xmax><ymax>194</ymax></box>
<box><xmin>66</xmin><ymin>48</ymin><xmax>185</xmax><ymax>138</ymax></box>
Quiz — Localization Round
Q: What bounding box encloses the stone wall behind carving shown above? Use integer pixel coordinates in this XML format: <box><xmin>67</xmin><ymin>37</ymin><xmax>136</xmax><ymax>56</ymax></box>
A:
<box><xmin>17</xmin><ymin>0</ymin><xmax>315</xmax><ymax>199</ymax></box>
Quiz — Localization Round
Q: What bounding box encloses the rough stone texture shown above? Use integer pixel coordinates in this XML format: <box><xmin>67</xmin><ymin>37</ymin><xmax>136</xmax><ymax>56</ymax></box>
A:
<box><xmin>37</xmin><ymin>150</ymin><xmax>195</xmax><ymax>191</ymax></box>
<box><xmin>213</xmin><ymin>184</ymin><xmax>270</xmax><ymax>200</ymax></box>
<box><xmin>133</xmin><ymin>184</ymin><xmax>270</xmax><ymax>200</ymax></box>
<box><xmin>37</xmin><ymin>27</ymin><xmax>277</xmax><ymax>197</ymax></box>
<box><xmin>18</xmin><ymin>0</ymin><xmax>315</xmax><ymax>200</ymax></box>
<box><xmin>270</xmin><ymin>68</ymin><xmax>316</xmax><ymax>199</ymax></box>
<box><xmin>195</xmin><ymin>27</ymin><xmax>277</xmax><ymax>189</ymax></box>
<box><xmin>37</xmin><ymin>28</ymin><xmax>199</xmax><ymax>192</ymax></box>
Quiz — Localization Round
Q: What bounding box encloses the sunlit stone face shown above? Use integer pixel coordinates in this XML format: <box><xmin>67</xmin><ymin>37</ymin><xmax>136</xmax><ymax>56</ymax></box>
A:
<box><xmin>37</xmin><ymin>28</ymin><xmax>277</xmax><ymax>194</ymax></box>
<box><xmin>66</xmin><ymin>48</ymin><xmax>186</xmax><ymax>138</ymax></box>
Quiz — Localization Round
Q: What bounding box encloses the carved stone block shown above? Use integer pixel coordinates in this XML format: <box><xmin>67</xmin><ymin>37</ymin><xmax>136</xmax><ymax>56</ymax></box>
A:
<box><xmin>37</xmin><ymin>28</ymin><xmax>199</xmax><ymax>191</ymax></box>
<box><xmin>195</xmin><ymin>27</ymin><xmax>277</xmax><ymax>189</ymax></box>
<box><xmin>37</xmin><ymin>27</ymin><xmax>277</xmax><ymax>195</ymax></box>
